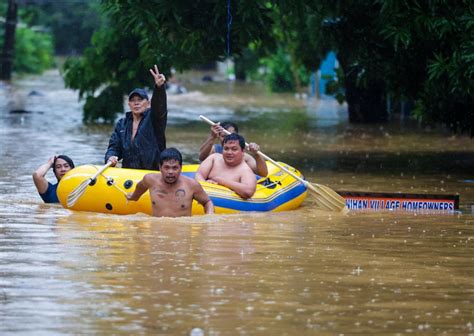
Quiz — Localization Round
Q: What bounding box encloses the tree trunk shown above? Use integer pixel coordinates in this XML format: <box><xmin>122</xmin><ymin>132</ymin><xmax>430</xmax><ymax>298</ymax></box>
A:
<box><xmin>234</xmin><ymin>57</ymin><xmax>247</xmax><ymax>81</ymax></box>
<box><xmin>1</xmin><ymin>0</ymin><xmax>18</xmax><ymax>81</ymax></box>
<box><xmin>290</xmin><ymin>60</ymin><xmax>302</xmax><ymax>95</ymax></box>
<box><xmin>339</xmin><ymin>56</ymin><xmax>387</xmax><ymax>123</ymax></box>
<box><xmin>345</xmin><ymin>76</ymin><xmax>387</xmax><ymax>123</ymax></box>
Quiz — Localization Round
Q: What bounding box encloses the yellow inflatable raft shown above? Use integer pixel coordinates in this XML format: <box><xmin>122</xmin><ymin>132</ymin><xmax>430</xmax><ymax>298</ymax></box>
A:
<box><xmin>57</xmin><ymin>162</ymin><xmax>307</xmax><ymax>215</ymax></box>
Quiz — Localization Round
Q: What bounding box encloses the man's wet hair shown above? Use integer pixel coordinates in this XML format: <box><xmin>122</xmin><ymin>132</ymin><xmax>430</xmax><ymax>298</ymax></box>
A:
<box><xmin>159</xmin><ymin>148</ymin><xmax>182</xmax><ymax>166</ymax></box>
<box><xmin>53</xmin><ymin>155</ymin><xmax>75</xmax><ymax>175</ymax></box>
<box><xmin>221</xmin><ymin>121</ymin><xmax>238</xmax><ymax>133</ymax></box>
<box><xmin>223</xmin><ymin>133</ymin><xmax>245</xmax><ymax>149</ymax></box>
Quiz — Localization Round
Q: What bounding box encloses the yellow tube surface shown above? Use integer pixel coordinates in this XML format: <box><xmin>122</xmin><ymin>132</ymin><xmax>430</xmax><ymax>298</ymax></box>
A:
<box><xmin>57</xmin><ymin>162</ymin><xmax>307</xmax><ymax>215</ymax></box>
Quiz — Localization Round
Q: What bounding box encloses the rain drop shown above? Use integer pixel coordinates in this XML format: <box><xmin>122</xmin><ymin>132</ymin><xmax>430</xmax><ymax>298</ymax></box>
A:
<box><xmin>190</xmin><ymin>328</ymin><xmax>204</xmax><ymax>336</ymax></box>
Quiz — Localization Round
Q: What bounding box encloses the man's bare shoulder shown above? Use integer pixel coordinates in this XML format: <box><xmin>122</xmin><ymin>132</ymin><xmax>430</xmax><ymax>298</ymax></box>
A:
<box><xmin>244</xmin><ymin>152</ymin><xmax>256</xmax><ymax>162</ymax></box>
<box><xmin>206</xmin><ymin>153</ymin><xmax>222</xmax><ymax>161</ymax></box>
<box><xmin>239</xmin><ymin>159</ymin><xmax>255</xmax><ymax>173</ymax></box>
<box><xmin>143</xmin><ymin>172</ymin><xmax>161</xmax><ymax>184</ymax></box>
<box><xmin>181</xmin><ymin>175</ymin><xmax>203</xmax><ymax>189</ymax></box>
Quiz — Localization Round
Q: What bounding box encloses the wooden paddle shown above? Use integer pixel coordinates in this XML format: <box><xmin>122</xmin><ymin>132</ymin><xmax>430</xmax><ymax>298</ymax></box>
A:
<box><xmin>67</xmin><ymin>161</ymin><xmax>113</xmax><ymax>208</ymax></box>
<box><xmin>199</xmin><ymin>115</ymin><xmax>347</xmax><ymax>212</ymax></box>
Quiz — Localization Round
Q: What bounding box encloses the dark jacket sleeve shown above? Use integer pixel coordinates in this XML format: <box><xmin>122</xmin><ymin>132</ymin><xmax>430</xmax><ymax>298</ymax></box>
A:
<box><xmin>150</xmin><ymin>84</ymin><xmax>167</xmax><ymax>150</ymax></box>
<box><xmin>104</xmin><ymin>119</ymin><xmax>124</xmax><ymax>163</ymax></box>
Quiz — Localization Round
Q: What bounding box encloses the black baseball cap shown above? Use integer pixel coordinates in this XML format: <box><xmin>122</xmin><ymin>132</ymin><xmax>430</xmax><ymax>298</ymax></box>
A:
<box><xmin>128</xmin><ymin>88</ymin><xmax>149</xmax><ymax>100</ymax></box>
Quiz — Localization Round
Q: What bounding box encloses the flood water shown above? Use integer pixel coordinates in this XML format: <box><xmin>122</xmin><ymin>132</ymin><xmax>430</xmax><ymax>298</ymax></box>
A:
<box><xmin>1</xmin><ymin>70</ymin><xmax>473</xmax><ymax>335</ymax></box>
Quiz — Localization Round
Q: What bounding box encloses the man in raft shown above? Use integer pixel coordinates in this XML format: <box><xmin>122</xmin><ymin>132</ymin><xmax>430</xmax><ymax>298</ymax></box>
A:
<box><xmin>196</xmin><ymin>133</ymin><xmax>257</xmax><ymax>199</ymax></box>
<box><xmin>33</xmin><ymin>155</ymin><xmax>75</xmax><ymax>203</ymax></box>
<box><xmin>126</xmin><ymin>148</ymin><xmax>214</xmax><ymax>217</ymax></box>
<box><xmin>105</xmin><ymin>64</ymin><xmax>167</xmax><ymax>170</ymax></box>
<box><xmin>199</xmin><ymin>121</ymin><xmax>268</xmax><ymax>177</ymax></box>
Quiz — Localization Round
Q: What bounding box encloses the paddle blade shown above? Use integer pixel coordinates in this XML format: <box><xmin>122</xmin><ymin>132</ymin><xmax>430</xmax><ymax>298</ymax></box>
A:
<box><xmin>66</xmin><ymin>179</ymin><xmax>90</xmax><ymax>208</ymax></box>
<box><xmin>308</xmin><ymin>183</ymin><xmax>347</xmax><ymax>212</ymax></box>
<box><xmin>314</xmin><ymin>183</ymin><xmax>346</xmax><ymax>207</ymax></box>
<box><xmin>66</xmin><ymin>162</ymin><xmax>113</xmax><ymax>208</ymax></box>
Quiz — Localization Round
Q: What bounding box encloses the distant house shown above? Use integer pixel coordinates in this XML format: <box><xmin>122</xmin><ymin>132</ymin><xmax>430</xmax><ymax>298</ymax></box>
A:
<box><xmin>319</xmin><ymin>52</ymin><xmax>338</xmax><ymax>95</ymax></box>
<box><xmin>308</xmin><ymin>51</ymin><xmax>338</xmax><ymax>98</ymax></box>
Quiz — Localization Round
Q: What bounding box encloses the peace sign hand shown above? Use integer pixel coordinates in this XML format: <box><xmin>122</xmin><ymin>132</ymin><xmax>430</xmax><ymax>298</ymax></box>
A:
<box><xmin>149</xmin><ymin>64</ymin><xmax>166</xmax><ymax>87</ymax></box>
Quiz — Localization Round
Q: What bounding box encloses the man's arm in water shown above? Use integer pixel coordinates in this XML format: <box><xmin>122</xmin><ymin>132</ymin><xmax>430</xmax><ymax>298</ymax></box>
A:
<box><xmin>126</xmin><ymin>174</ymin><xmax>154</xmax><ymax>201</ymax></box>
<box><xmin>192</xmin><ymin>180</ymin><xmax>214</xmax><ymax>214</ymax></box>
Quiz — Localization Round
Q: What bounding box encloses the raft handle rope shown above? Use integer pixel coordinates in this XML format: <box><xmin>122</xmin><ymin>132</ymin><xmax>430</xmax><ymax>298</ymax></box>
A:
<box><xmin>102</xmin><ymin>174</ymin><xmax>129</xmax><ymax>197</ymax></box>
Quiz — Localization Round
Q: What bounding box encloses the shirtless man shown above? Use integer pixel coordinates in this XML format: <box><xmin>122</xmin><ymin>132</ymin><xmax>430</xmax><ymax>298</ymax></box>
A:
<box><xmin>198</xmin><ymin>122</ymin><xmax>268</xmax><ymax>177</ymax></box>
<box><xmin>196</xmin><ymin>133</ymin><xmax>257</xmax><ymax>199</ymax></box>
<box><xmin>126</xmin><ymin>148</ymin><xmax>214</xmax><ymax>217</ymax></box>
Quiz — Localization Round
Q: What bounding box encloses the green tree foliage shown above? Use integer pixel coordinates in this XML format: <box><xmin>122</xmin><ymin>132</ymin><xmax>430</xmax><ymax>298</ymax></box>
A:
<box><xmin>286</xmin><ymin>0</ymin><xmax>473</xmax><ymax>132</ymax></box>
<box><xmin>24</xmin><ymin>0</ymin><xmax>103</xmax><ymax>55</ymax></box>
<box><xmin>64</xmin><ymin>0</ymin><xmax>274</xmax><ymax>123</ymax></box>
<box><xmin>266</xmin><ymin>1</ymin><xmax>322</xmax><ymax>92</ymax></box>
<box><xmin>0</xmin><ymin>2</ymin><xmax>54</xmax><ymax>75</ymax></box>
<box><xmin>261</xmin><ymin>46</ymin><xmax>309</xmax><ymax>92</ymax></box>
<box><xmin>325</xmin><ymin>67</ymin><xmax>346</xmax><ymax>104</ymax></box>
<box><xmin>62</xmin><ymin>27</ymin><xmax>154</xmax><ymax>123</ymax></box>
<box><xmin>13</xmin><ymin>27</ymin><xmax>54</xmax><ymax>74</ymax></box>
<box><xmin>262</xmin><ymin>47</ymin><xmax>294</xmax><ymax>92</ymax></box>
<box><xmin>63</xmin><ymin>0</ymin><xmax>474</xmax><ymax>133</ymax></box>
<box><xmin>293</xmin><ymin>1</ymin><xmax>390</xmax><ymax>122</ymax></box>
<box><xmin>101</xmin><ymin>0</ymin><xmax>273</xmax><ymax>70</ymax></box>
<box><xmin>377</xmin><ymin>0</ymin><xmax>474</xmax><ymax>133</ymax></box>
<box><xmin>234</xmin><ymin>46</ymin><xmax>262</xmax><ymax>81</ymax></box>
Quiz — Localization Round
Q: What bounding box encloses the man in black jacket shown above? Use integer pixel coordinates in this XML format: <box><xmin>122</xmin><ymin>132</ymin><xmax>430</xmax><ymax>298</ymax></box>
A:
<box><xmin>105</xmin><ymin>65</ymin><xmax>167</xmax><ymax>170</ymax></box>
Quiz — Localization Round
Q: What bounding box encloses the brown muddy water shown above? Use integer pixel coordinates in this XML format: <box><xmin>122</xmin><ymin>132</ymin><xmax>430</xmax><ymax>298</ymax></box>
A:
<box><xmin>0</xmin><ymin>70</ymin><xmax>473</xmax><ymax>335</ymax></box>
